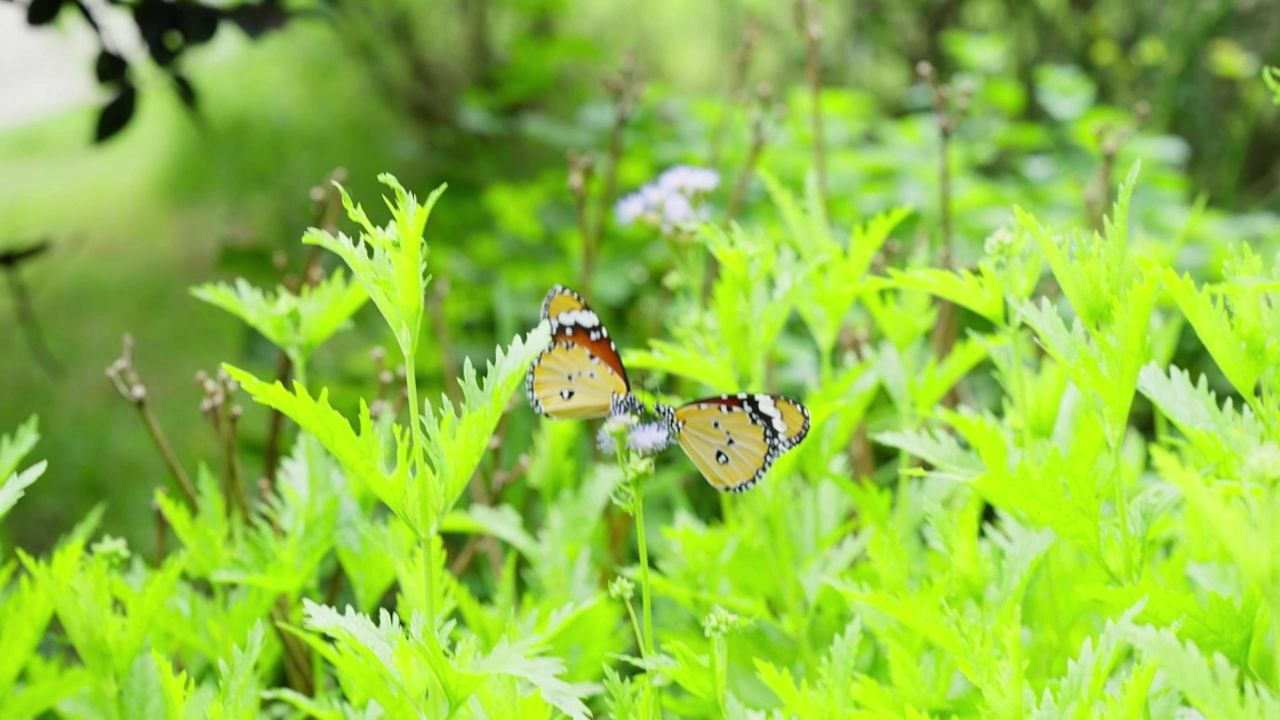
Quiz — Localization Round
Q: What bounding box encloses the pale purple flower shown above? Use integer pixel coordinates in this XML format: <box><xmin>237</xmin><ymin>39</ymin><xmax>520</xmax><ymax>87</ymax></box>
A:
<box><xmin>657</xmin><ymin>165</ymin><xmax>720</xmax><ymax>195</ymax></box>
<box><xmin>614</xmin><ymin>165</ymin><xmax>719</xmax><ymax>232</ymax></box>
<box><xmin>597</xmin><ymin>425</ymin><xmax>618</xmax><ymax>454</ymax></box>
<box><xmin>660</xmin><ymin>193</ymin><xmax>695</xmax><ymax>229</ymax></box>
<box><xmin>596</xmin><ymin>419</ymin><xmax>671</xmax><ymax>455</ymax></box>
<box><xmin>627</xmin><ymin>422</ymin><xmax>671</xmax><ymax>454</ymax></box>
<box><xmin>615</xmin><ymin>193</ymin><xmax>646</xmax><ymax>226</ymax></box>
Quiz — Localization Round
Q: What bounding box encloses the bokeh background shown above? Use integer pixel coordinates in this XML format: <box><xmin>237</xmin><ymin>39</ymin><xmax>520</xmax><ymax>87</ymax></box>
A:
<box><xmin>1</xmin><ymin>0</ymin><xmax>1278</xmax><ymax>553</ymax></box>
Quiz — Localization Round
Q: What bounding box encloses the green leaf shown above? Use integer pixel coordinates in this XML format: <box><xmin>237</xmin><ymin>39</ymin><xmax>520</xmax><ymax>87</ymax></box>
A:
<box><xmin>421</xmin><ymin>324</ymin><xmax>551</xmax><ymax>519</ymax></box>
<box><xmin>304</xmin><ymin>175</ymin><xmax>445</xmax><ymax>358</ymax></box>
<box><xmin>155</xmin><ymin>467</ymin><xmax>231</xmax><ymax>579</ymax></box>
<box><xmin>1157</xmin><ymin>268</ymin><xmax>1267</xmax><ymax>400</ymax></box>
<box><xmin>120</xmin><ymin>651</ymin><xmax>166</xmax><ymax>720</ymax></box>
<box><xmin>1150</xmin><ymin>448</ymin><xmax>1269</xmax><ymax>590</ymax></box>
<box><xmin>470</xmin><ymin>635</ymin><xmax>593</xmax><ymax>720</ymax></box>
<box><xmin>1126</xmin><ymin>623</ymin><xmax>1280</xmax><ymax>719</ymax></box>
<box><xmin>441</xmin><ymin>505</ymin><xmax>538</xmax><ymax>560</ymax></box>
<box><xmin>213</xmin><ymin>623</ymin><xmax>268</xmax><ymax>720</ymax></box>
<box><xmin>0</xmin><ymin>571</ymin><xmax>56</xmax><ymax>699</ymax></box>
<box><xmin>627</xmin><ymin>339</ymin><xmax>738</xmax><ymax>393</ymax></box>
<box><xmin>1032</xmin><ymin>607</ymin><xmax>1139</xmax><ymax>719</ymax></box>
<box><xmin>884</xmin><ymin>265</ymin><xmax>1005</xmax><ymax>323</ymax></box>
<box><xmin>191</xmin><ymin>270</ymin><xmax>367</xmax><ymax>361</ymax></box>
<box><xmin>0</xmin><ymin>416</ymin><xmax>44</xmax><ymax>523</ymax></box>
<box><xmin>224</xmin><ymin>363</ymin><xmax>420</xmax><ymax>532</ymax></box>
<box><xmin>300</xmin><ymin>600</ymin><xmax>472</xmax><ymax>717</ymax></box>
<box><xmin>1137</xmin><ymin>363</ymin><xmax>1258</xmax><ymax>470</ymax></box>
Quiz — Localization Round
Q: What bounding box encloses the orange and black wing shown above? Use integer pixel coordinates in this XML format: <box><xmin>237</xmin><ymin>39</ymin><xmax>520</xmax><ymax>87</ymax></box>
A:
<box><xmin>668</xmin><ymin>394</ymin><xmax>809</xmax><ymax>491</ymax></box>
<box><xmin>526</xmin><ymin>285</ymin><xmax>632</xmax><ymax>419</ymax></box>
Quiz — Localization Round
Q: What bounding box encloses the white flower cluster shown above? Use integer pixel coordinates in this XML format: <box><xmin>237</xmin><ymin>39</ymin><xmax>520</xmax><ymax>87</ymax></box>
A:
<box><xmin>615</xmin><ymin>165</ymin><xmax>720</xmax><ymax>232</ymax></box>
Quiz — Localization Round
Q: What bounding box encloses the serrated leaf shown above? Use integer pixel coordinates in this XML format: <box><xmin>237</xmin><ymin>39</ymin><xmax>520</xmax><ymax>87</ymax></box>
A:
<box><xmin>192</xmin><ymin>269</ymin><xmax>367</xmax><ymax>360</ymax></box>
<box><xmin>1126</xmin><ymin>623</ymin><xmax>1280</xmax><ymax>719</ymax></box>
<box><xmin>885</xmin><ymin>265</ymin><xmax>1005</xmax><ymax>322</ymax></box>
<box><xmin>421</xmin><ymin>324</ymin><xmax>551</xmax><ymax>518</ymax></box>
<box><xmin>471</xmin><ymin>635</ymin><xmax>594</xmax><ymax>720</ymax></box>
<box><xmin>1158</xmin><ymin>267</ymin><xmax>1266</xmax><ymax>399</ymax></box>
<box><xmin>304</xmin><ymin>175</ymin><xmax>445</xmax><ymax>358</ymax></box>
<box><xmin>224</xmin><ymin>364</ymin><xmax>420</xmax><ymax>531</ymax></box>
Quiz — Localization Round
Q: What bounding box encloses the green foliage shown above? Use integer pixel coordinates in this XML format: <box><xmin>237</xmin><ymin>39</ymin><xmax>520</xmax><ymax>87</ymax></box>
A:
<box><xmin>4</xmin><ymin>19</ymin><xmax>1280</xmax><ymax>714</ymax></box>
<box><xmin>0</xmin><ymin>417</ymin><xmax>45</xmax><ymax>525</ymax></box>
<box><xmin>226</xmin><ymin>322</ymin><xmax>548</xmax><ymax>537</ymax></box>
<box><xmin>1265</xmin><ymin>66</ymin><xmax>1280</xmax><ymax>104</ymax></box>
<box><xmin>190</xmin><ymin>271</ymin><xmax>368</xmax><ymax>365</ymax></box>
<box><xmin>302</xmin><ymin>174</ymin><xmax>445</xmax><ymax>361</ymax></box>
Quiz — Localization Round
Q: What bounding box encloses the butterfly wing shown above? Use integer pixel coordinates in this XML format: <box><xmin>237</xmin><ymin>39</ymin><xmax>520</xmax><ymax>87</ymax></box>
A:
<box><xmin>526</xmin><ymin>285</ymin><xmax>632</xmax><ymax>419</ymax></box>
<box><xmin>671</xmin><ymin>394</ymin><xmax>810</xmax><ymax>492</ymax></box>
<box><xmin>770</xmin><ymin>396</ymin><xmax>811</xmax><ymax>448</ymax></box>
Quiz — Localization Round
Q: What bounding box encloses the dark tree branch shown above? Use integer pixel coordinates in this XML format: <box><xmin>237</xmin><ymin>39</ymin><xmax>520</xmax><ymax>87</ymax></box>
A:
<box><xmin>2</xmin><ymin>241</ymin><xmax>64</xmax><ymax>378</ymax></box>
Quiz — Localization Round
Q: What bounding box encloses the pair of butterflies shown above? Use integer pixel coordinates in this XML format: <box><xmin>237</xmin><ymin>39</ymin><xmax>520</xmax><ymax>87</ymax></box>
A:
<box><xmin>526</xmin><ymin>285</ymin><xmax>809</xmax><ymax>492</ymax></box>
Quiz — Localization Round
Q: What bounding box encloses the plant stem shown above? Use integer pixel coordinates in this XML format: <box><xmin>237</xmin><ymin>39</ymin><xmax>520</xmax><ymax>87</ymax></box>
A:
<box><xmin>569</xmin><ymin>152</ymin><xmax>597</xmax><ymax>296</ymax></box>
<box><xmin>614</xmin><ymin>437</ymin><xmax>660</xmax><ymax>715</ymax></box>
<box><xmin>623</xmin><ymin>595</ymin><xmax>645</xmax><ymax>658</ymax></box>
<box><xmin>404</xmin><ymin>344</ymin><xmax>437</xmax><ymax>624</ymax></box>
<box><xmin>726</xmin><ymin>94</ymin><xmax>770</xmax><ymax>223</ymax></box>
<box><xmin>272</xmin><ymin>594</ymin><xmax>315</xmax><ymax>695</ymax></box>
<box><xmin>405</xmin><ymin>350</ymin><xmax>424</xmax><ymax>454</ymax></box>
<box><xmin>261</xmin><ymin>351</ymin><xmax>292</xmax><ymax>489</ymax></box>
<box><xmin>107</xmin><ymin>336</ymin><xmax>198</xmax><ymax>507</ymax></box>
<box><xmin>153</xmin><ymin>492</ymin><xmax>167</xmax><ymax>564</ymax></box>
<box><xmin>423</xmin><ymin>534</ymin><xmax>436</xmax><ymax>626</ymax></box>
<box><xmin>708</xmin><ymin>20</ymin><xmax>759</xmax><ymax>167</ymax></box>
<box><xmin>795</xmin><ymin>0</ymin><xmax>827</xmax><ymax>206</ymax></box>
<box><xmin>1269</xmin><ymin>589</ymin><xmax>1280</xmax><ymax>692</ymax></box>
<box><xmin>633</xmin><ymin>474</ymin><xmax>656</xmax><ymax>660</ymax></box>
<box><xmin>1110</xmin><ymin>436</ymin><xmax>1133</xmax><ymax>580</ymax></box>
<box><xmin>222</xmin><ymin>404</ymin><xmax>251</xmax><ymax>519</ymax></box>
<box><xmin>595</xmin><ymin>56</ymin><xmax>637</xmax><ymax>245</ymax></box>
<box><xmin>712</xmin><ymin>635</ymin><xmax>728</xmax><ymax>713</ymax></box>
<box><xmin>261</xmin><ymin>169</ymin><xmax>345</xmax><ymax>490</ymax></box>
<box><xmin>139</xmin><ymin>401</ymin><xmax>198</xmax><ymax>506</ymax></box>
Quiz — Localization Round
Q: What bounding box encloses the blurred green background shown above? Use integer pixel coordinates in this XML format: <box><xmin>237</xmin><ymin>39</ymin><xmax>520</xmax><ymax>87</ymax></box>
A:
<box><xmin>1</xmin><ymin>0</ymin><xmax>1277</xmax><ymax>553</ymax></box>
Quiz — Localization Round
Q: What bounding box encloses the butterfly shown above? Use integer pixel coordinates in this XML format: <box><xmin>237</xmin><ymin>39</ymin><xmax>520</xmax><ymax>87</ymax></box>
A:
<box><xmin>659</xmin><ymin>393</ymin><xmax>809</xmax><ymax>492</ymax></box>
<box><xmin>526</xmin><ymin>285</ymin><xmax>642</xmax><ymax>420</ymax></box>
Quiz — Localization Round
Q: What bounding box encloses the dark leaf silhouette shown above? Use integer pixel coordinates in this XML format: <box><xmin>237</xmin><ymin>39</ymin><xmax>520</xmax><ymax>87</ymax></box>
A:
<box><xmin>172</xmin><ymin>74</ymin><xmax>198</xmax><ymax>112</ymax></box>
<box><xmin>229</xmin><ymin>3</ymin><xmax>288</xmax><ymax>38</ymax></box>
<box><xmin>134</xmin><ymin>0</ymin><xmax>180</xmax><ymax>66</ymax></box>
<box><xmin>177</xmin><ymin>4</ymin><xmax>219</xmax><ymax>44</ymax></box>
<box><xmin>94</xmin><ymin>50</ymin><xmax>128</xmax><ymax>85</ymax></box>
<box><xmin>94</xmin><ymin>84</ymin><xmax>137</xmax><ymax>142</ymax></box>
<box><xmin>26</xmin><ymin>0</ymin><xmax>65</xmax><ymax>25</ymax></box>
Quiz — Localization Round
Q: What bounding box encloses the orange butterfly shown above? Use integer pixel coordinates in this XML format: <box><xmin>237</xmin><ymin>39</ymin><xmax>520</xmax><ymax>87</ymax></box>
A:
<box><xmin>659</xmin><ymin>394</ymin><xmax>809</xmax><ymax>492</ymax></box>
<box><xmin>526</xmin><ymin>285</ymin><xmax>642</xmax><ymax>419</ymax></box>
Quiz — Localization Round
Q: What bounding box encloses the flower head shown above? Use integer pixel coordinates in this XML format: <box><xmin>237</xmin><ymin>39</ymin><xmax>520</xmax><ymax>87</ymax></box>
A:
<box><xmin>660</xmin><ymin>193</ymin><xmax>695</xmax><ymax>230</ymax></box>
<box><xmin>627</xmin><ymin>421</ymin><xmax>672</xmax><ymax>455</ymax></box>
<box><xmin>702</xmin><ymin>606</ymin><xmax>747</xmax><ymax>638</ymax></box>
<box><xmin>615</xmin><ymin>193</ymin><xmax>647</xmax><ymax>226</ymax></box>
<box><xmin>657</xmin><ymin>165</ymin><xmax>720</xmax><ymax>195</ymax></box>
<box><xmin>597</xmin><ymin>418</ymin><xmax>670</xmax><ymax>455</ymax></box>
<box><xmin>609</xmin><ymin>576</ymin><xmax>636</xmax><ymax>601</ymax></box>
<box><xmin>614</xmin><ymin>164</ymin><xmax>719</xmax><ymax>234</ymax></box>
